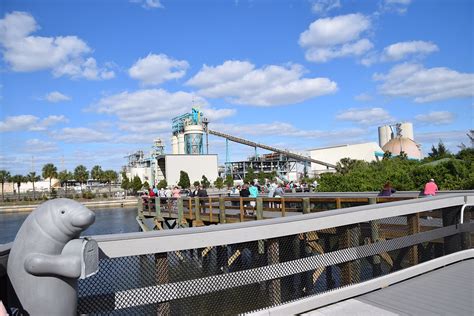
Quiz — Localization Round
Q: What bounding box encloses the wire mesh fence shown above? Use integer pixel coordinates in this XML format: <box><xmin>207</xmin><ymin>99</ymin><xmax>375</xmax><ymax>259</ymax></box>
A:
<box><xmin>78</xmin><ymin>204</ymin><xmax>473</xmax><ymax>315</ymax></box>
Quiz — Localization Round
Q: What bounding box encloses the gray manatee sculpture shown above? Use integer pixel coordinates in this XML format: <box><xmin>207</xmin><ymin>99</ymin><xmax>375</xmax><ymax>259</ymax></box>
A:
<box><xmin>7</xmin><ymin>198</ymin><xmax>96</xmax><ymax>315</ymax></box>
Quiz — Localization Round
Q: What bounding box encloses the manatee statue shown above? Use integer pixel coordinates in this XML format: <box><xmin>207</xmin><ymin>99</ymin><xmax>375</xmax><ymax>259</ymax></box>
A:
<box><xmin>7</xmin><ymin>198</ymin><xmax>95</xmax><ymax>315</ymax></box>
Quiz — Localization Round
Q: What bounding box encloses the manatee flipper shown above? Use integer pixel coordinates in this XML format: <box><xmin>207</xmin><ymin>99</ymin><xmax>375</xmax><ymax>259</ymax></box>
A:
<box><xmin>24</xmin><ymin>253</ymin><xmax>81</xmax><ymax>278</ymax></box>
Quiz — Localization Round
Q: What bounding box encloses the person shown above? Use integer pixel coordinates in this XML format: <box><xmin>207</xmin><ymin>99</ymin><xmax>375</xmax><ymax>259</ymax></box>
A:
<box><xmin>248</xmin><ymin>182</ymin><xmax>259</xmax><ymax>214</ymax></box>
<box><xmin>152</xmin><ymin>185</ymin><xmax>158</xmax><ymax>196</ymax></box>
<box><xmin>172</xmin><ymin>186</ymin><xmax>181</xmax><ymax>198</ymax></box>
<box><xmin>197</xmin><ymin>185</ymin><xmax>208</xmax><ymax>212</ymax></box>
<box><xmin>424</xmin><ymin>179</ymin><xmax>438</xmax><ymax>196</ymax></box>
<box><xmin>240</xmin><ymin>183</ymin><xmax>250</xmax><ymax>198</ymax></box>
<box><xmin>379</xmin><ymin>181</ymin><xmax>396</xmax><ymax>197</ymax></box>
<box><xmin>148</xmin><ymin>187</ymin><xmax>156</xmax><ymax>197</ymax></box>
<box><xmin>267</xmin><ymin>180</ymin><xmax>277</xmax><ymax>198</ymax></box>
<box><xmin>274</xmin><ymin>184</ymin><xmax>285</xmax><ymax>198</ymax></box>
<box><xmin>190</xmin><ymin>185</ymin><xmax>199</xmax><ymax>197</ymax></box>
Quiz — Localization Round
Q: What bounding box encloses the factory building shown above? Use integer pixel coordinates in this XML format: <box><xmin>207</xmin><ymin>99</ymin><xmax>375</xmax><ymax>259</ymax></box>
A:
<box><xmin>310</xmin><ymin>142</ymin><xmax>384</xmax><ymax>174</ymax></box>
<box><xmin>124</xmin><ymin>109</ymin><xmax>218</xmax><ymax>187</ymax></box>
<box><xmin>310</xmin><ymin>122</ymin><xmax>422</xmax><ymax>175</ymax></box>
<box><xmin>378</xmin><ymin>122</ymin><xmax>423</xmax><ymax>160</ymax></box>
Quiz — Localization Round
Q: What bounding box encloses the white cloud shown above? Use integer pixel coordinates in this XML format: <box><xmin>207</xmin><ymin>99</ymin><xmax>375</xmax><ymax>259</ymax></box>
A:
<box><xmin>51</xmin><ymin>127</ymin><xmax>113</xmax><ymax>143</ymax></box>
<box><xmin>311</xmin><ymin>0</ymin><xmax>341</xmax><ymax>15</ymax></box>
<box><xmin>130</xmin><ymin>0</ymin><xmax>164</xmax><ymax>9</ymax></box>
<box><xmin>0</xmin><ymin>114</ymin><xmax>67</xmax><ymax>132</ymax></box>
<box><xmin>129</xmin><ymin>53</ymin><xmax>189</xmax><ymax>86</ymax></box>
<box><xmin>186</xmin><ymin>60</ymin><xmax>337</xmax><ymax>106</ymax></box>
<box><xmin>212</xmin><ymin>121</ymin><xmax>367</xmax><ymax>141</ymax></box>
<box><xmin>416</xmin><ymin>130</ymin><xmax>466</xmax><ymax>143</ymax></box>
<box><xmin>299</xmin><ymin>13</ymin><xmax>372</xmax><ymax>63</ymax></box>
<box><xmin>93</xmin><ymin>88</ymin><xmax>208</xmax><ymax>123</ymax></box>
<box><xmin>24</xmin><ymin>139</ymin><xmax>58</xmax><ymax>153</ymax></box>
<box><xmin>379</xmin><ymin>0</ymin><xmax>412</xmax><ymax>14</ymax></box>
<box><xmin>203</xmin><ymin>108</ymin><xmax>236</xmax><ymax>121</ymax></box>
<box><xmin>374</xmin><ymin>63</ymin><xmax>474</xmax><ymax>103</ymax></box>
<box><xmin>0</xmin><ymin>11</ymin><xmax>114</xmax><ymax>80</ymax></box>
<box><xmin>336</xmin><ymin>107</ymin><xmax>394</xmax><ymax>126</ymax></box>
<box><xmin>0</xmin><ymin>115</ymin><xmax>37</xmax><ymax>132</ymax></box>
<box><xmin>415</xmin><ymin>111</ymin><xmax>455</xmax><ymax>125</ymax></box>
<box><xmin>354</xmin><ymin>93</ymin><xmax>373</xmax><ymax>102</ymax></box>
<box><xmin>45</xmin><ymin>91</ymin><xmax>71</xmax><ymax>103</ymax></box>
<box><xmin>381</xmin><ymin>41</ymin><xmax>438</xmax><ymax>61</ymax></box>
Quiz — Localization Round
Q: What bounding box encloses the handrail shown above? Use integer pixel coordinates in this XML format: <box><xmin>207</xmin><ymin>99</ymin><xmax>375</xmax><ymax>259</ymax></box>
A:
<box><xmin>92</xmin><ymin>193</ymin><xmax>474</xmax><ymax>258</ymax></box>
<box><xmin>460</xmin><ymin>203</ymin><xmax>474</xmax><ymax>224</ymax></box>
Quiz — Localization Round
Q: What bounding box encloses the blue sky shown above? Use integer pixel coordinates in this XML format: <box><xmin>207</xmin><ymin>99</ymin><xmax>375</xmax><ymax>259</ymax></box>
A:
<box><xmin>1</xmin><ymin>0</ymin><xmax>473</xmax><ymax>175</ymax></box>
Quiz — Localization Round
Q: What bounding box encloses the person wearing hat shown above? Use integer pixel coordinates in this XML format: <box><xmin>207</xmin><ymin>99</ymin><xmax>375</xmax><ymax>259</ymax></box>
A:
<box><xmin>424</xmin><ymin>178</ymin><xmax>438</xmax><ymax>196</ymax></box>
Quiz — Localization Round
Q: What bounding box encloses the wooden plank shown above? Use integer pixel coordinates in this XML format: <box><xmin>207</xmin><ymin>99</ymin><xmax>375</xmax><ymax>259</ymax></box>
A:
<box><xmin>407</xmin><ymin>213</ymin><xmax>420</xmax><ymax>265</ymax></box>
<box><xmin>219</xmin><ymin>197</ymin><xmax>226</xmax><ymax>224</ymax></box>
<box><xmin>209</xmin><ymin>196</ymin><xmax>213</xmax><ymax>222</ymax></box>
<box><xmin>239</xmin><ymin>197</ymin><xmax>244</xmax><ymax>222</ymax></box>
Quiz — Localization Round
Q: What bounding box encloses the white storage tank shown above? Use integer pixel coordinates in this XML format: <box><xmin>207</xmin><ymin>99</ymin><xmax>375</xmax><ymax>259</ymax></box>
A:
<box><xmin>378</xmin><ymin>125</ymin><xmax>392</xmax><ymax>148</ymax></box>
<box><xmin>178</xmin><ymin>133</ymin><xmax>185</xmax><ymax>154</ymax></box>
<box><xmin>184</xmin><ymin>124</ymin><xmax>204</xmax><ymax>155</ymax></box>
<box><xmin>399</xmin><ymin>122</ymin><xmax>414</xmax><ymax>140</ymax></box>
<box><xmin>171</xmin><ymin>135</ymin><xmax>179</xmax><ymax>154</ymax></box>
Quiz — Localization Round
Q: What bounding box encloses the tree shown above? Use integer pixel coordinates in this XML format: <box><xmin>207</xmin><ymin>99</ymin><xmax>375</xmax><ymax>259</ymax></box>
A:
<box><xmin>91</xmin><ymin>165</ymin><xmax>103</xmax><ymax>182</ymax></box>
<box><xmin>157</xmin><ymin>179</ymin><xmax>168</xmax><ymax>189</ymax></box>
<box><xmin>11</xmin><ymin>174</ymin><xmax>24</xmax><ymax>201</ymax></box>
<box><xmin>257</xmin><ymin>171</ymin><xmax>266</xmax><ymax>185</ymax></box>
<box><xmin>178</xmin><ymin>171</ymin><xmax>191</xmax><ymax>189</ymax></box>
<box><xmin>244</xmin><ymin>167</ymin><xmax>255</xmax><ymax>184</ymax></box>
<box><xmin>214</xmin><ymin>177</ymin><xmax>224</xmax><ymax>189</ymax></box>
<box><xmin>224</xmin><ymin>174</ymin><xmax>234</xmax><ymax>188</ymax></box>
<box><xmin>121</xmin><ymin>171</ymin><xmax>130</xmax><ymax>192</ymax></box>
<box><xmin>26</xmin><ymin>172</ymin><xmax>40</xmax><ymax>200</ymax></box>
<box><xmin>131</xmin><ymin>175</ymin><xmax>143</xmax><ymax>194</ymax></box>
<box><xmin>42</xmin><ymin>163</ymin><xmax>58</xmax><ymax>194</ymax></box>
<box><xmin>201</xmin><ymin>175</ymin><xmax>210</xmax><ymax>188</ymax></box>
<box><xmin>0</xmin><ymin>170</ymin><xmax>11</xmax><ymax>202</ymax></box>
<box><xmin>58</xmin><ymin>170</ymin><xmax>72</xmax><ymax>197</ymax></box>
<box><xmin>428</xmin><ymin>141</ymin><xmax>452</xmax><ymax>160</ymax></box>
<box><xmin>103</xmin><ymin>170</ymin><xmax>118</xmax><ymax>197</ymax></box>
<box><xmin>74</xmin><ymin>165</ymin><xmax>89</xmax><ymax>194</ymax></box>
<box><xmin>143</xmin><ymin>181</ymin><xmax>150</xmax><ymax>190</ymax></box>
<box><xmin>193</xmin><ymin>181</ymin><xmax>200</xmax><ymax>187</ymax></box>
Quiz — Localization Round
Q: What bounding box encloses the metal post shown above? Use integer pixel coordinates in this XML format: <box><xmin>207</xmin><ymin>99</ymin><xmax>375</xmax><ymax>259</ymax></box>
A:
<box><xmin>407</xmin><ymin>213</ymin><xmax>420</xmax><ymax>265</ymax></box>
<box><xmin>369</xmin><ymin>197</ymin><xmax>381</xmax><ymax>276</ymax></box>
<box><xmin>267</xmin><ymin>239</ymin><xmax>281</xmax><ymax>305</ymax></box>
<box><xmin>155</xmin><ymin>252</ymin><xmax>170</xmax><ymax>315</ymax></box>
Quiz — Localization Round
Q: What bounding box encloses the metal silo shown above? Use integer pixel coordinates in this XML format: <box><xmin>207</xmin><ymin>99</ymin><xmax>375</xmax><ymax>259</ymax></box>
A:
<box><xmin>378</xmin><ymin>125</ymin><xmax>392</xmax><ymax>148</ymax></box>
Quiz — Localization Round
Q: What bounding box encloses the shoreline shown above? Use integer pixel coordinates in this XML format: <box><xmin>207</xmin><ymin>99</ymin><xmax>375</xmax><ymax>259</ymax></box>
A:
<box><xmin>0</xmin><ymin>198</ymin><xmax>138</xmax><ymax>213</ymax></box>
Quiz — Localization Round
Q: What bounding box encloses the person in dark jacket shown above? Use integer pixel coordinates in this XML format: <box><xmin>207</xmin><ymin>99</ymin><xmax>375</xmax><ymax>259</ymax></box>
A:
<box><xmin>379</xmin><ymin>181</ymin><xmax>396</xmax><ymax>196</ymax></box>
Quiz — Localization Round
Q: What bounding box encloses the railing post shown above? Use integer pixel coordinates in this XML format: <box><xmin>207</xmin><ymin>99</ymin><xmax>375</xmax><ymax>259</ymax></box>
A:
<box><xmin>154</xmin><ymin>197</ymin><xmax>161</xmax><ymax>218</ymax></box>
<box><xmin>219</xmin><ymin>197</ymin><xmax>226</xmax><ymax>224</ymax></box>
<box><xmin>302</xmin><ymin>197</ymin><xmax>310</xmax><ymax>214</ymax></box>
<box><xmin>239</xmin><ymin>197</ymin><xmax>244</xmax><ymax>222</ymax></box>
<box><xmin>338</xmin><ymin>224</ymin><xmax>361</xmax><ymax>286</ymax></box>
<box><xmin>256</xmin><ymin>197</ymin><xmax>264</xmax><ymax>254</ymax></box>
<box><xmin>442</xmin><ymin>205</ymin><xmax>463</xmax><ymax>254</ymax></box>
<box><xmin>177</xmin><ymin>198</ymin><xmax>187</xmax><ymax>227</ymax></box>
<box><xmin>155</xmin><ymin>252</ymin><xmax>170</xmax><ymax>315</ymax></box>
<box><xmin>193</xmin><ymin>197</ymin><xmax>203</xmax><ymax>227</ymax></box>
<box><xmin>369</xmin><ymin>197</ymin><xmax>381</xmax><ymax>276</ymax></box>
<box><xmin>407</xmin><ymin>213</ymin><xmax>420</xmax><ymax>265</ymax></box>
<box><xmin>267</xmin><ymin>239</ymin><xmax>281</xmax><ymax>305</ymax></box>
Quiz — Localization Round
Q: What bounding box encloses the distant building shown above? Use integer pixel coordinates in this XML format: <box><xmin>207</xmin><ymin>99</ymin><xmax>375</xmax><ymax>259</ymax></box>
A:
<box><xmin>309</xmin><ymin>142</ymin><xmax>384</xmax><ymax>175</ymax></box>
<box><xmin>378</xmin><ymin>122</ymin><xmax>422</xmax><ymax>160</ymax></box>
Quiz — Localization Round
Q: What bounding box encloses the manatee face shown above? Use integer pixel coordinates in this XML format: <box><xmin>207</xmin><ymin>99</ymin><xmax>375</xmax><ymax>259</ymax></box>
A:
<box><xmin>33</xmin><ymin>198</ymin><xmax>95</xmax><ymax>244</ymax></box>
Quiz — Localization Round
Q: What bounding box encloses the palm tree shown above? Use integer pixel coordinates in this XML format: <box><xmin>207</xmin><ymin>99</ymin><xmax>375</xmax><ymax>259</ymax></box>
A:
<box><xmin>11</xmin><ymin>174</ymin><xmax>25</xmax><ymax>201</ymax></box>
<box><xmin>91</xmin><ymin>165</ymin><xmax>103</xmax><ymax>182</ymax></box>
<box><xmin>42</xmin><ymin>163</ymin><xmax>58</xmax><ymax>195</ymax></box>
<box><xmin>74</xmin><ymin>165</ymin><xmax>89</xmax><ymax>195</ymax></box>
<box><xmin>58</xmin><ymin>170</ymin><xmax>73</xmax><ymax>197</ymax></box>
<box><xmin>103</xmin><ymin>170</ymin><xmax>118</xmax><ymax>197</ymax></box>
<box><xmin>26</xmin><ymin>172</ymin><xmax>40</xmax><ymax>200</ymax></box>
<box><xmin>0</xmin><ymin>170</ymin><xmax>11</xmax><ymax>202</ymax></box>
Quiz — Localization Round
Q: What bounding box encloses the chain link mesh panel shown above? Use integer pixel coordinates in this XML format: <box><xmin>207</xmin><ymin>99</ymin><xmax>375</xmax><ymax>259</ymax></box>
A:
<box><xmin>78</xmin><ymin>205</ymin><xmax>472</xmax><ymax>315</ymax></box>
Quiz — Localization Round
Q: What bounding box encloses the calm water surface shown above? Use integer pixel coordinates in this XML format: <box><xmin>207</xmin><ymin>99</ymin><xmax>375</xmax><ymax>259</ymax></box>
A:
<box><xmin>0</xmin><ymin>207</ymin><xmax>140</xmax><ymax>244</ymax></box>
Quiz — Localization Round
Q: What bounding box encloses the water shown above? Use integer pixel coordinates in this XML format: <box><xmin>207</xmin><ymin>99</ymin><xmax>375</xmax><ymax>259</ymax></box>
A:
<box><xmin>0</xmin><ymin>207</ymin><xmax>140</xmax><ymax>244</ymax></box>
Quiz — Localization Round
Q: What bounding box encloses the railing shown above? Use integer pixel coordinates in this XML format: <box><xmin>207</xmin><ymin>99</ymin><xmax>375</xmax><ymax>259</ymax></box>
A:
<box><xmin>137</xmin><ymin>195</ymin><xmax>416</xmax><ymax>230</ymax></box>
<box><xmin>76</xmin><ymin>193</ymin><xmax>473</xmax><ymax>314</ymax></box>
<box><xmin>1</xmin><ymin>193</ymin><xmax>472</xmax><ymax>315</ymax></box>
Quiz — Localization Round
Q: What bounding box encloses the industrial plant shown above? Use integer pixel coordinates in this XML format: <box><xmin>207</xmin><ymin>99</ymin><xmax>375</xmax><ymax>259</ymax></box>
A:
<box><xmin>124</xmin><ymin>108</ymin><xmax>423</xmax><ymax>186</ymax></box>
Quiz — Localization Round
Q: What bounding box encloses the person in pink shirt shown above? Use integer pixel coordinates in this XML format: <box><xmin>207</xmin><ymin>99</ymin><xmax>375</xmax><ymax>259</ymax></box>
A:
<box><xmin>172</xmin><ymin>186</ymin><xmax>181</xmax><ymax>198</ymax></box>
<box><xmin>424</xmin><ymin>179</ymin><xmax>438</xmax><ymax>196</ymax></box>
